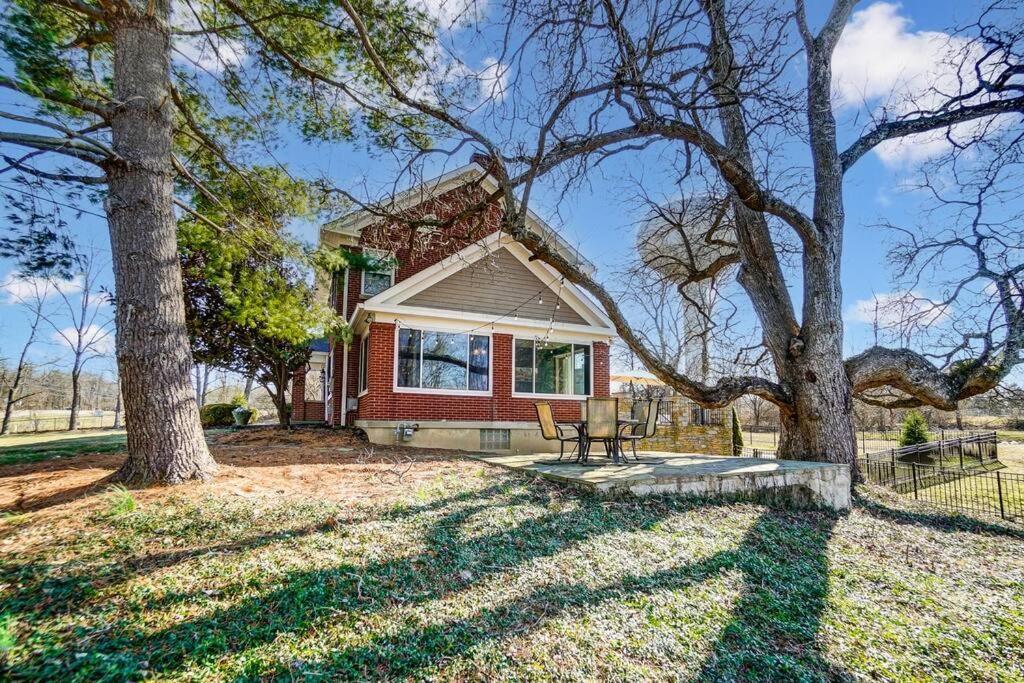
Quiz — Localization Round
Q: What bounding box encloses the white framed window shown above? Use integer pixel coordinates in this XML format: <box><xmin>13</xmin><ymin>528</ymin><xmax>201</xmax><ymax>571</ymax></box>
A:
<box><xmin>329</xmin><ymin>271</ymin><xmax>339</xmax><ymax>310</ymax></box>
<box><xmin>395</xmin><ymin>326</ymin><xmax>491</xmax><ymax>394</ymax></box>
<box><xmin>513</xmin><ymin>338</ymin><xmax>592</xmax><ymax>397</ymax></box>
<box><xmin>358</xmin><ymin>334</ymin><xmax>369</xmax><ymax>396</ymax></box>
<box><xmin>360</xmin><ymin>248</ymin><xmax>395</xmax><ymax>297</ymax></box>
<box><xmin>304</xmin><ymin>368</ymin><xmax>324</xmax><ymax>402</ymax></box>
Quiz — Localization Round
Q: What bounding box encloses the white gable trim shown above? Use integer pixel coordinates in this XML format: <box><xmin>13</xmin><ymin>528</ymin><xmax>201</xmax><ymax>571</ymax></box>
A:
<box><xmin>351</xmin><ymin>304</ymin><xmax>614</xmax><ymax>343</ymax></box>
<box><xmin>360</xmin><ymin>233</ymin><xmax>612</xmax><ymax>329</ymax></box>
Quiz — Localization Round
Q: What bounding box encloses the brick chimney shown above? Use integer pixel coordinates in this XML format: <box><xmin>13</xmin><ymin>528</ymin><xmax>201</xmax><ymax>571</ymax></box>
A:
<box><xmin>470</xmin><ymin>151</ymin><xmax>498</xmax><ymax>174</ymax></box>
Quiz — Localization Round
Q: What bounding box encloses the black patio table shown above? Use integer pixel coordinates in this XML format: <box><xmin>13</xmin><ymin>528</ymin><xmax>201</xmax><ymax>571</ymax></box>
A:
<box><xmin>571</xmin><ymin>417</ymin><xmax>640</xmax><ymax>465</ymax></box>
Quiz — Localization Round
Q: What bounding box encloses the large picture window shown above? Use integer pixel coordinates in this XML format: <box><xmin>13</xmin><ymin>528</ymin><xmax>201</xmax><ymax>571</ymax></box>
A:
<box><xmin>397</xmin><ymin>328</ymin><xmax>490</xmax><ymax>392</ymax></box>
<box><xmin>514</xmin><ymin>339</ymin><xmax>590</xmax><ymax>396</ymax></box>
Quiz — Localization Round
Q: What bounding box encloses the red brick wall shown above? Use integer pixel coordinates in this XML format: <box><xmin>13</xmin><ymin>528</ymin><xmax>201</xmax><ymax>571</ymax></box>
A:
<box><xmin>337</xmin><ymin>183</ymin><xmax>503</xmax><ymax>319</ymax></box>
<box><xmin>290</xmin><ymin>371</ymin><xmax>325</xmax><ymax>422</ymax></box>
<box><xmin>355</xmin><ymin>322</ymin><xmax>609</xmax><ymax>423</ymax></box>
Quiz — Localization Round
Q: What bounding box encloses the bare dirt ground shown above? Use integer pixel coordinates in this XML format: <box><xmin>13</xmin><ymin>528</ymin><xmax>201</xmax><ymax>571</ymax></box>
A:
<box><xmin>0</xmin><ymin>427</ymin><xmax>486</xmax><ymax>519</ymax></box>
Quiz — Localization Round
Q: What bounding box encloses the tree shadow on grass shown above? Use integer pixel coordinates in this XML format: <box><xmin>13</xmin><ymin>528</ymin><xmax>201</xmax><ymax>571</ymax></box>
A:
<box><xmin>0</xmin><ymin>481</ymin><xmax>535</xmax><ymax>623</ymax></box>
<box><xmin>8</xmin><ymin>482</ymin><xmax>846</xmax><ymax>681</ymax></box>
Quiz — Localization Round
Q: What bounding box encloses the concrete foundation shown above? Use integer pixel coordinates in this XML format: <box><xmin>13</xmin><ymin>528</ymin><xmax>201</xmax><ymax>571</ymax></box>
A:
<box><xmin>356</xmin><ymin>420</ymin><xmax>562</xmax><ymax>454</ymax></box>
<box><xmin>472</xmin><ymin>451</ymin><xmax>852</xmax><ymax>512</ymax></box>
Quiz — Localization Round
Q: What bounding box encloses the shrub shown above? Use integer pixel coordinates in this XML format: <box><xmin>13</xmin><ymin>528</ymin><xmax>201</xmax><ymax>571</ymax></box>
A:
<box><xmin>898</xmin><ymin>409</ymin><xmax>931</xmax><ymax>447</ymax></box>
<box><xmin>230</xmin><ymin>393</ymin><xmax>248</xmax><ymax>408</ymax></box>
<box><xmin>200</xmin><ymin>403</ymin><xmax>236</xmax><ymax>428</ymax></box>
<box><xmin>731</xmin><ymin>407</ymin><xmax>744</xmax><ymax>456</ymax></box>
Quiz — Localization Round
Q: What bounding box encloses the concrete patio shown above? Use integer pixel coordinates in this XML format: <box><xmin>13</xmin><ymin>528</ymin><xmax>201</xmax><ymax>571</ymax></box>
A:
<box><xmin>470</xmin><ymin>451</ymin><xmax>852</xmax><ymax>511</ymax></box>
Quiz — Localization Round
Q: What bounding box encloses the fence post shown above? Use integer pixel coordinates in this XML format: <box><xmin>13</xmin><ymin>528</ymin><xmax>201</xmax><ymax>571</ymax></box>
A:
<box><xmin>996</xmin><ymin>471</ymin><xmax>1005</xmax><ymax>519</ymax></box>
<box><xmin>911</xmin><ymin>463</ymin><xmax>919</xmax><ymax>499</ymax></box>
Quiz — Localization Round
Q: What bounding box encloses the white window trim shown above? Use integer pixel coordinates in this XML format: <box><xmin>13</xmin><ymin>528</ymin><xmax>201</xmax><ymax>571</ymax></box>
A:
<box><xmin>392</xmin><ymin>325</ymin><xmax>493</xmax><ymax>397</ymax></box>
<box><xmin>511</xmin><ymin>336</ymin><xmax>594</xmax><ymax>399</ymax></box>
<box><xmin>357</xmin><ymin>333</ymin><xmax>370</xmax><ymax>397</ymax></box>
<box><xmin>360</xmin><ymin>248</ymin><xmax>396</xmax><ymax>297</ymax></box>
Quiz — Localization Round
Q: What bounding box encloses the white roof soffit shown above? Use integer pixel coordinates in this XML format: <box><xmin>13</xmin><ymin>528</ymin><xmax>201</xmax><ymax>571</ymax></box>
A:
<box><xmin>321</xmin><ymin>162</ymin><xmax>597</xmax><ymax>276</ymax></box>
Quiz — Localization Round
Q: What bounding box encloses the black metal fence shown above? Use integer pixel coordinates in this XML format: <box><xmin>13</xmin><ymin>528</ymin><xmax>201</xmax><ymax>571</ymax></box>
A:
<box><xmin>859</xmin><ymin>457</ymin><xmax>1022</xmax><ymax>522</ymax></box>
<box><xmin>859</xmin><ymin>432</ymin><xmax>1021</xmax><ymax>522</ymax></box>
<box><xmin>863</xmin><ymin>431</ymin><xmax>999</xmax><ymax>469</ymax></box>
<box><xmin>742</xmin><ymin>427</ymin><xmax>990</xmax><ymax>456</ymax></box>
<box><xmin>741</xmin><ymin>446</ymin><xmax>777</xmax><ymax>459</ymax></box>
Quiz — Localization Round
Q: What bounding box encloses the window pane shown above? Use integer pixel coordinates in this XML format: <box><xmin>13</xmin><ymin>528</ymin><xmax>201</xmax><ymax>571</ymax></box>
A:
<box><xmin>397</xmin><ymin>329</ymin><xmax>421</xmax><ymax>388</ymax></box>
<box><xmin>573</xmin><ymin>344</ymin><xmax>591</xmax><ymax>395</ymax></box>
<box><xmin>358</xmin><ymin>336</ymin><xmax>368</xmax><ymax>393</ymax></box>
<box><xmin>421</xmin><ymin>331</ymin><xmax>468</xmax><ymax>390</ymax></box>
<box><xmin>514</xmin><ymin>339</ymin><xmax>534</xmax><ymax>393</ymax></box>
<box><xmin>536</xmin><ymin>341</ymin><xmax>573</xmax><ymax>395</ymax></box>
<box><xmin>362</xmin><ymin>271</ymin><xmax>391</xmax><ymax>296</ymax></box>
<box><xmin>469</xmin><ymin>335</ymin><xmax>490</xmax><ymax>391</ymax></box>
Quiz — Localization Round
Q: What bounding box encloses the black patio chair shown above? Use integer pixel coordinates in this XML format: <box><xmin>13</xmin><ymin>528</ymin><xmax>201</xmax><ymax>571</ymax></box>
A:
<box><xmin>535</xmin><ymin>402</ymin><xmax>582</xmax><ymax>461</ymax></box>
<box><xmin>619</xmin><ymin>398</ymin><xmax>661</xmax><ymax>461</ymax></box>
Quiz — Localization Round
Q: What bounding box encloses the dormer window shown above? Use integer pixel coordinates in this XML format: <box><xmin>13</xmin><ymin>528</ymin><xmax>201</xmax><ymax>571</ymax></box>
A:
<box><xmin>361</xmin><ymin>248</ymin><xmax>395</xmax><ymax>297</ymax></box>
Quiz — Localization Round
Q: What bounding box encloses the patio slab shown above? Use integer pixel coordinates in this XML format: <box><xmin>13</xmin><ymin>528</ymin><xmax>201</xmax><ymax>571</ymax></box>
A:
<box><xmin>470</xmin><ymin>451</ymin><xmax>852</xmax><ymax>511</ymax></box>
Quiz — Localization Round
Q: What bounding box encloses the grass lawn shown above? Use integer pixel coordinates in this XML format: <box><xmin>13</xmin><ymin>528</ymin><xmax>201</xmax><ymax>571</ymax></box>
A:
<box><xmin>0</xmin><ymin>430</ymin><xmax>127</xmax><ymax>466</ymax></box>
<box><xmin>1</xmin><ymin>432</ymin><xmax>1023</xmax><ymax>681</ymax></box>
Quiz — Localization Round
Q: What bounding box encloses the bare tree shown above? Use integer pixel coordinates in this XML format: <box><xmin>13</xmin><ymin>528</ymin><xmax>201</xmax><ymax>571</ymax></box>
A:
<box><xmin>42</xmin><ymin>252</ymin><xmax>113</xmax><ymax>430</ymax></box>
<box><xmin>1</xmin><ymin>276</ymin><xmax>48</xmax><ymax>434</ymax></box>
<box><xmin>334</xmin><ymin>0</ymin><xmax>1024</xmax><ymax>472</ymax></box>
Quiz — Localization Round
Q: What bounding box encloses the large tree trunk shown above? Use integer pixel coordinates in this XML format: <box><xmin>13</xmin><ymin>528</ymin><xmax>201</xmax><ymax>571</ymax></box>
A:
<box><xmin>1</xmin><ymin>392</ymin><xmax>15</xmax><ymax>435</ymax></box>
<box><xmin>107</xmin><ymin>0</ymin><xmax>216</xmax><ymax>484</ymax></box>
<box><xmin>68</xmin><ymin>365</ymin><xmax>81</xmax><ymax>431</ymax></box>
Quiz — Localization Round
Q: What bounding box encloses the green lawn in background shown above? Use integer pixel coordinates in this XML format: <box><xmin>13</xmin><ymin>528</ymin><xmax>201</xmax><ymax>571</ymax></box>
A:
<box><xmin>0</xmin><ymin>430</ymin><xmax>127</xmax><ymax>467</ymax></box>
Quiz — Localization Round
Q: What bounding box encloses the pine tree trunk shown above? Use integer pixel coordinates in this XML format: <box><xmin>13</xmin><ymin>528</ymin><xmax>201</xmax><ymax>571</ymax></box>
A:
<box><xmin>107</xmin><ymin>1</ymin><xmax>216</xmax><ymax>484</ymax></box>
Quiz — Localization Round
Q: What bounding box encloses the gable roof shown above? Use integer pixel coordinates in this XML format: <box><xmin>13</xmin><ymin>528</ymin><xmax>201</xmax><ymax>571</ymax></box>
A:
<box><xmin>403</xmin><ymin>247</ymin><xmax>589</xmax><ymax>325</ymax></box>
<box><xmin>321</xmin><ymin>161</ymin><xmax>596</xmax><ymax>276</ymax></box>
<box><xmin>353</xmin><ymin>232</ymin><xmax>614</xmax><ymax>336</ymax></box>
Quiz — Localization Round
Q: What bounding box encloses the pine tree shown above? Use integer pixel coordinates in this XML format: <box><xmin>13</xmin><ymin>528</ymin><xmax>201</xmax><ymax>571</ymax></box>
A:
<box><xmin>898</xmin><ymin>410</ymin><xmax>931</xmax><ymax>447</ymax></box>
<box><xmin>731</xmin><ymin>407</ymin><xmax>744</xmax><ymax>456</ymax></box>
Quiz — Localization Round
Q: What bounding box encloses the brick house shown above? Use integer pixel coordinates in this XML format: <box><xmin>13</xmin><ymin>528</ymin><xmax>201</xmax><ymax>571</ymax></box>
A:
<box><xmin>291</xmin><ymin>159</ymin><xmax>616</xmax><ymax>452</ymax></box>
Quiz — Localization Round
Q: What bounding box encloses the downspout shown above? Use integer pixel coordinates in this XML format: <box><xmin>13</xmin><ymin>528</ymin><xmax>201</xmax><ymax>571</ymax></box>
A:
<box><xmin>340</xmin><ymin>267</ymin><xmax>350</xmax><ymax>425</ymax></box>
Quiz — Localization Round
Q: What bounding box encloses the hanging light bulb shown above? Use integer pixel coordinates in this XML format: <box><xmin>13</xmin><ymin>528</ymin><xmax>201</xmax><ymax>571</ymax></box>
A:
<box><xmin>538</xmin><ymin>295</ymin><xmax>543</xmax><ymax>305</ymax></box>
<box><xmin>556</xmin><ymin>302</ymin><xmax>561</xmax><ymax>310</ymax></box>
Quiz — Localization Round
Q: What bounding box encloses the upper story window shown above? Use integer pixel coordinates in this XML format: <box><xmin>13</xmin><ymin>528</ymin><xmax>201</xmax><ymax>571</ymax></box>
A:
<box><xmin>396</xmin><ymin>328</ymin><xmax>490</xmax><ymax>393</ymax></box>
<box><xmin>514</xmin><ymin>339</ymin><xmax>591</xmax><ymax>397</ymax></box>
<box><xmin>329</xmin><ymin>271</ymin><xmax>339</xmax><ymax>310</ymax></box>
<box><xmin>361</xmin><ymin>248</ymin><xmax>395</xmax><ymax>297</ymax></box>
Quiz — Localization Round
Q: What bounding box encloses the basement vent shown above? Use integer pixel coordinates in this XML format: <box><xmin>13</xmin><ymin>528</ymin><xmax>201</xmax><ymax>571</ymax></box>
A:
<box><xmin>480</xmin><ymin>428</ymin><xmax>510</xmax><ymax>451</ymax></box>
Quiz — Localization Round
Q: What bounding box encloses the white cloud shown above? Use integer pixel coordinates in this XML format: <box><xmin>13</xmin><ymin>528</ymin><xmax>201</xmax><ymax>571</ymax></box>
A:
<box><xmin>832</xmin><ymin>2</ymin><xmax>1007</xmax><ymax>167</ymax></box>
<box><xmin>52</xmin><ymin>323</ymin><xmax>115</xmax><ymax>356</ymax></box>
<box><xmin>1</xmin><ymin>272</ymin><xmax>83</xmax><ymax>304</ymax></box>
<box><xmin>412</xmin><ymin>0</ymin><xmax>486</xmax><ymax>31</ymax></box>
<box><xmin>477</xmin><ymin>57</ymin><xmax>508</xmax><ymax>103</ymax></box>
<box><xmin>845</xmin><ymin>291</ymin><xmax>948</xmax><ymax>329</ymax></box>
<box><xmin>174</xmin><ymin>35</ymin><xmax>248</xmax><ymax>72</ymax></box>
<box><xmin>171</xmin><ymin>0</ymin><xmax>248</xmax><ymax>72</ymax></box>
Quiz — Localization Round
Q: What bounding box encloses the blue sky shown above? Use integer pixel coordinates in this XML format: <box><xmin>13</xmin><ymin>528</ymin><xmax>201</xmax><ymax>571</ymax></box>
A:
<box><xmin>2</xmin><ymin>0</ymin><xmax>1017</xmax><ymax>383</ymax></box>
